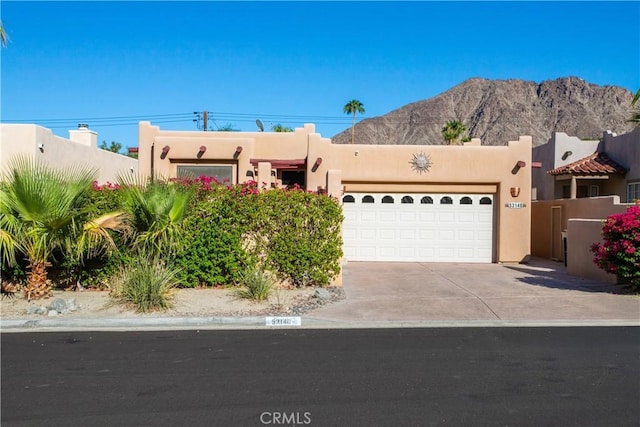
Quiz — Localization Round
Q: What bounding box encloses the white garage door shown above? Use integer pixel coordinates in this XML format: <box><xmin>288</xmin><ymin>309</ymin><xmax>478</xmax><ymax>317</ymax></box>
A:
<box><xmin>342</xmin><ymin>193</ymin><xmax>494</xmax><ymax>263</ymax></box>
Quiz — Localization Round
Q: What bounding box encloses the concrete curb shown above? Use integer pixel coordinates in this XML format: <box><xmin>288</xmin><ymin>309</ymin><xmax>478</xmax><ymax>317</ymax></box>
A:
<box><xmin>1</xmin><ymin>316</ymin><xmax>638</xmax><ymax>333</ymax></box>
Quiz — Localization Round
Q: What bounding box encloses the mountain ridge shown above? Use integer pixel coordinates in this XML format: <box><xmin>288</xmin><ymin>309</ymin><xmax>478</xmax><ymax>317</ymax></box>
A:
<box><xmin>331</xmin><ymin>77</ymin><xmax>635</xmax><ymax>146</ymax></box>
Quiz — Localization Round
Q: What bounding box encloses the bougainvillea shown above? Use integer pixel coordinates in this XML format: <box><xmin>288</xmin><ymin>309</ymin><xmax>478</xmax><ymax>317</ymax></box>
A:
<box><xmin>591</xmin><ymin>206</ymin><xmax>640</xmax><ymax>290</ymax></box>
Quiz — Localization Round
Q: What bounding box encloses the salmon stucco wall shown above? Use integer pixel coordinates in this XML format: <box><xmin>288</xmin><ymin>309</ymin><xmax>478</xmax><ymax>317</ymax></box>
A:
<box><xmin>1</xmin><ymin>124</ymin><xmax>138</xmax><ymax>184</ymax></box>
<box><xmin>566</xmin><ymin>219</ymin><xmax>618</xmax><ymax>284</ymax></box>
<box><xmin>138</xmin><ymin>122</ymin><xmax>532</xmax><ymax>264</ymax></box>
<box><xmin>531</xmin><ymin>196</ymin><xmax>630</xmax><ymax>260</ymax></box>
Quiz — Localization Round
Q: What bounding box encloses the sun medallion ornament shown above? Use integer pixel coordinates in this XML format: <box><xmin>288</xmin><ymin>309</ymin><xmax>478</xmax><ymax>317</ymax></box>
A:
<box><xmin>409</xmin><ymin>151</ymin><xmax>433</xmax><ymax>174</ymax></box>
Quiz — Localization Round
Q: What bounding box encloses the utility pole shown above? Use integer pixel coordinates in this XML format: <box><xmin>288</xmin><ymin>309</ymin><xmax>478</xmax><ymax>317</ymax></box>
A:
<box><xmin>193</xmin><ymin>111</ymin><xmax>210</xmax><ymax>131</ymax></box>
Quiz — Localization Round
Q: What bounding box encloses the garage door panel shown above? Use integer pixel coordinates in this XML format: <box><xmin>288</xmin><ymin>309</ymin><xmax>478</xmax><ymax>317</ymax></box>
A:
<box><xmin>400</xmin><ymin>212</ymin><xmax>416</xmax><ymax>222</ymax></box>
<box><xmin>361</xmin><ymin>211</ymin><xmax>377</xmax><ymax>221</ymax></box>
<box><xmin>458</xmin><ymin>229</ymin><xmax>475</xmax><ymax>240</ymax></box>
<box><xmin>438</xmin><ymin>213</ymin><xmax>455</xmax><ymax>222</ymax></box>
<box><xmin>458</xmin><ymin>248</ymin><xmax>474</xmax><ymax>258</ymax></box>
<box><xmin>418</xmin><ymin>212</ymin><xmax>436</xmax><ymax>222</ymax></box>
<box><xmin>438</xmin><ymin>230</ymin><xmax>456</xmax><ymax>240</ymax></box>
<box><xmin>399</xmin><ymin>230</ymin><xmax>416</xmax><ymax>240</ymax></box>
<box><xmin>419</xmin><ymin>229</ymin><xmax>436</xmax><ymax>239</ymax></box>
<box><xmin>343</xmin><ymin>193</ymin><xmax>494</xmax><ymax>263</ymax></box>
<box><xmin>360</xmin><ymin>229</ymin><xmax>377</xmax><ymax>240</ymax></box>
<box><xmin>457</xmin><ymin>212</ymin><xmax>475</xmax><ymax>223</ymax></box>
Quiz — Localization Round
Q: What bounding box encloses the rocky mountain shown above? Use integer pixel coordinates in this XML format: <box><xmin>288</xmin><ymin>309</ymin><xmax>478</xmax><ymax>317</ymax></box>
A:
<box><xmin>331</xmin><ymin>77</ymin><xmax>636</xmax><ymax>146</ymax></box>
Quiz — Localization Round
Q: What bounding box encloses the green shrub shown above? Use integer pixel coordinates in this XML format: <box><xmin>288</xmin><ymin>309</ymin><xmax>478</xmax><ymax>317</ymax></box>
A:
<box><xmin>110</xmin><ymin>257</ymin><xmax>178</xmax><ymax>312</ymax></box>
<box><xmin>241</xmin><ymin>187</ymin><xmax>343</xmax><ymax>287</ymax></box>
<box><xmin>173</xmin><ymin>184</ymin><xmax>253</xmax><ymax>287</ymax></box>
<box><xmin>235</xmin><ymin>266</ymin><xmax>274</xmax><ymax>301</ymax></box>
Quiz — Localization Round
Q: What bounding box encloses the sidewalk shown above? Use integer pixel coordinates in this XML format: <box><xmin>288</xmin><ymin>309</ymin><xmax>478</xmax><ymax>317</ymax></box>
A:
<box><xmin>2</xmin><ymin>259</ymin><xmax>638</xmax><ymax>332</ymax></box>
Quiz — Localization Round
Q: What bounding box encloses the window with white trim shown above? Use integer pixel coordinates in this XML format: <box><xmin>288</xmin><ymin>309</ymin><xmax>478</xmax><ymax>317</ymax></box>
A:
<box><xmin>627</xmin><ymin>182</ymin><xmax>640</xmax><ymax>202</ymax></box>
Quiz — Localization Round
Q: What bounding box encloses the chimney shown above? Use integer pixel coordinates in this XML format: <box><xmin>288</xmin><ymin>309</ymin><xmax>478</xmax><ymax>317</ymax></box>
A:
<box><xmin>69</xmin><ymin>123</ymin><xmax>98</xmax><ymax>148</ymax></box>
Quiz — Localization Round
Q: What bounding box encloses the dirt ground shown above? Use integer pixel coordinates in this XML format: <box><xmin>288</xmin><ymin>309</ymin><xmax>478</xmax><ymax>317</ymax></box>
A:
<box><xmin>0</xmin><ymin>286</ymin><xmax>319</xmax><ymax>319</ymax></box>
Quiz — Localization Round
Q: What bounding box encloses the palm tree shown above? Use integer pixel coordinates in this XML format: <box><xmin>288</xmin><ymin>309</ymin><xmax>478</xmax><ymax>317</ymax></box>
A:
<box><xmin>343</xmin><ymin>100</ymin><xmax>365</xmax><ymax>144</ymax></box>
<box><xmin>441</xmin><ymin>120</ymin><xmax>467</xmax><ymax>145</ymax></box>
<box><xmin>0</xmin><ymin>21</ymin><xmax>7</xmax><ymax>47</ymax></box>
<box><xmin>0</xmin><ymin>157</ymin><xmax>124</xmax><ymax>299</ymax></box>
<box><xmin>116</xmin><ymin>176</ymin><xmax>193</xmax><ymax>259</ymax></box>
<box><xmin>629</xmin><ymin>88</ymin><xmax>640</xmax><ymax>127</ymax></box>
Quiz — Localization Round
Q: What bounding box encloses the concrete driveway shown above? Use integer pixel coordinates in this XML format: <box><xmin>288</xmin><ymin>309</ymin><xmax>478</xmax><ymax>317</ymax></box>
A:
<box><xmin>310</xmin><ymin>259</ymin><xmax>640</xmax><ymax>324</ymax></box>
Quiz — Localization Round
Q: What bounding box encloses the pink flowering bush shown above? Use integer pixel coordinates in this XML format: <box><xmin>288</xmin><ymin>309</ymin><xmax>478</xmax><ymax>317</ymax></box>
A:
<box><xmin>590</xmin><ymin>206</ymin><xmax>640</xmax><ymax>290</ymax></box>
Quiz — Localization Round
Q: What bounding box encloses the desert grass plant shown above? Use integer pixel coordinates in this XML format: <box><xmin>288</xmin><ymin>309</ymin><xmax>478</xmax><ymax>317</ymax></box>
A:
<box><xmin>0</xmin><ymin>156</ymin><xmax>124</xmax><ymax>300</ymax></box>
<box><xmin>116</xmin><ymin>175</ymin><xmax>194</xmax><ymax>260</ymax></box>
<box><xmin>110</xmin><ymin>257</ymin><xmax>179</xmax><ymax>312</ymax></box>
<box><xmin>235</xmin><ymin>266</ymin><xmax>275</xmax><ymax>301</ymax></box>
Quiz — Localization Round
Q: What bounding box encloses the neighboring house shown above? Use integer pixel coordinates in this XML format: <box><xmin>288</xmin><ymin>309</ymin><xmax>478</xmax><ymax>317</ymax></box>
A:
<box><xmin>531</xmin><ymin>128</ymin><xmax>639</xmax><ymax>283</ymax></box>
<box><xmin>0</xmin><ymin>124</ymin><xmax>138</xmax><ymax>184</ymax></box>
<box><xmin>532</xmin><ymin>129</ymin><xmax>640</xmax><ymax>202</ymax></box>
<box><xmin>138</xmin><ymin>121</ymin><xmax>533</xmax><ymax>264</ymax></box>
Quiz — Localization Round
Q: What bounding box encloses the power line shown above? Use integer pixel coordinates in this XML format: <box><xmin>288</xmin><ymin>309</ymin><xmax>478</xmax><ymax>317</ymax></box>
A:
<box><xmin>2</xmin><ymin>109</ymin><xmax>503</xmax><ymax>130</ymax></box>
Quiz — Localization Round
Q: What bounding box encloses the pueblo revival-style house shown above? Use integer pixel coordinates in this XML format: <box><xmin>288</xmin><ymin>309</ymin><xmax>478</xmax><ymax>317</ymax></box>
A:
<box><xmin>138</xmin><ymin>121</ymin><xmax>532</xmax><ymax>264</ymax></box>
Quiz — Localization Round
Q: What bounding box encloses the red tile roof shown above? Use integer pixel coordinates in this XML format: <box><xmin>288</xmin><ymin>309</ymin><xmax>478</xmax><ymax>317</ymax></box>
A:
<box><xmin>547</xmin><ymin>152</ymin><xmax>628</xmax><ymax>176</ymax></box>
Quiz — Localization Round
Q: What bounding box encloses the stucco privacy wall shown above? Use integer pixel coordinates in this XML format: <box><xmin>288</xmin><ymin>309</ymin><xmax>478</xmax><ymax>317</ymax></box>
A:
<box><xmin>138</xmin><ymin>122</ymin><xmax>532</xmax><ymax>263</ymax></box>
<box><xmin>566</xmin><ymin>219</ymin><xmax>617</xmax><ymax>284</ymax></box>
<box><xmin>0</xmin><ymin>124</ymin><xmax>138</xmax><ymax>184</ymax></box>
<box><xmin>531</xmin><ymin>196</ymin><xmax>630</xmax><ymax>260</ymax></box>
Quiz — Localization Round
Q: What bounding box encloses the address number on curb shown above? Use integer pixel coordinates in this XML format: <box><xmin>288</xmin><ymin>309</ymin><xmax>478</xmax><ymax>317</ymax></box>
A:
<box><xmin>265</xmin><ymin>317</ymin><xmax>302</xmax><ymax>326</ymax></box>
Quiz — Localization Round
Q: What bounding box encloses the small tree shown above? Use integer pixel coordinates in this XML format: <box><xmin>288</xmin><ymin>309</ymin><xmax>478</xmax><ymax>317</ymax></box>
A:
<box><xmin>590</xmin><ymin>206</ymin><xmax>640</xmax><ymax>290</ymax></box>
<box><xmin>216</xmin><ymin>123</ymin><xmax>239</xmax><ymax>131</ymax></box>
<box><xmin>99</xmin><ymin>140</ymin><xmax>123</xmax><ymax>154</ymax></box>
<box><xmin>272</xmin><ymin>123</ymin><xmax>293</xmax><ymax>132</ymax></box>
<box><xmin>441</xmin><ymin>120</ymin><xmax>468</xmax><ymax>145</ymax></box>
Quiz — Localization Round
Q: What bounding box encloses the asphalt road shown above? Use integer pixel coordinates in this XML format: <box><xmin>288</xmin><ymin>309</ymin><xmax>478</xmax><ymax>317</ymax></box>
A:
<box><xmin>2</xmin><ymin>327</ymin><xmax>638</xmax><ymax>426</ymax></box>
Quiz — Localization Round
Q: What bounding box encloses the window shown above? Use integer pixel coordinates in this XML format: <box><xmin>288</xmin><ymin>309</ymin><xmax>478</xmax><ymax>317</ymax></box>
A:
<box><xmin>342</xmin><ymin>195</ymin><xmax>355</xmax><ymax>203</ymax></box>
<box><xmin>362</xmin><ymin>195</ymin><xmax>375</xmax><ymax>203</ymax></box>
<box><xmin>401</xmin><ymin>196</ymin><xmax>414</xmax><ymax>204</ymax></box>
<box><xmin>382</xmin><ymin>196</ymin><xmax>394</xmax><ymax>204</ymax></box>
<box><xmin>421</xmin><ymin>196</ymin><xmax>433</xmax><ymax>204</ymax></box>
<box><xmin>479</xmin><ymin>197</ymin><xmax>492</xmax><ymax>205</ymax></box>
<box><xmin>281</xmin><ymin>170</ymin><xmax>305</xmax><ymax>187</ymax></box>
<box><xmin>177</xmin><ymin>165</ymin><xmax>233</xmax><ymax>183</ymax></box>
<box><xmin>628</xmin><ymin>183</ymin><xmax>640</xmax><ymax>202</ymax></box>
<box><xmin>460</xmin><ymin>197</ymin><xmax>473</xmax><ymax>205</ymax></box>
<box><xmin>440</xmin><ymin>196</ymin><xmax>453</xmax><ymax>205</ymax></box>
<box><xmin>589</xmin><ymin>185</ymin><xmax>599</xmax><ymax>197</ymax></box>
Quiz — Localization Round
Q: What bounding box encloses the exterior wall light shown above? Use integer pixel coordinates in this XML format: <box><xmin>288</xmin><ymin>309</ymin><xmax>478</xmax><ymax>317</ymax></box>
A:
<box><xmin>511</xmin><ymin>160</ymin><xmax>526</xmax><ymax>174</ymax></box>
<box><xmin>37</xmin><ymin>143</ymin><xmax>44</xmax><ymax>152</ymax></box>
<box><xmin>312</xmin><ymin>157</ymin><xmax>323</xmax><ymax>172</ymax></box>
<box><xmin>160</xmin><ymin>145</ymin><xmax>170</xmax><ymax>159</ymax></box>
<box><xmin>234</xmin><ymin>146</ymin><xmax>243</xmax><ymax>159</ymax></box>
<box><xmin>510</xmin><ymin>187</ymin><xmax>521</xmax><ymax>197</ymax></box>
<box><xmin>197</xmin><ymin>145</ymin><xmax>207</xmax><ymax>159</ymax></box>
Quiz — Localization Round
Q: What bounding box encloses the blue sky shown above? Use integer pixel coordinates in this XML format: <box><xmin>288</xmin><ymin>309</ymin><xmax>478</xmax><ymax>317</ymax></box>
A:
<box><xmin>1</xmin><ymin>1</ymin><xmax>638</xmax><ymax>150</ymax></box>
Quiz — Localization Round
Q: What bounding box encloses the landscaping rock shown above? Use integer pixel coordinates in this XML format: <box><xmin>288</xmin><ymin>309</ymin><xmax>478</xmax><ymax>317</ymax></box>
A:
<box><xmin>26</xmin><ymin>305</ymin><xmax>46</xmax><ymax>315</ymax></box>
<box><xmin>48</xmin><ymin>298</ymin><xmax>67</xmax><ymax>313</ymax></box>
<box><xmin>66</xmin><ymin>298</ymin><xmax>78</xmax><ymax>312</ymax></box>
<box><xmin>312</xmin><ymin>288</ymin><xmax>331</xmax><ymax>301</ymax></box>
<box><xmin>47</xmin><ymin>310</ymin><xmax>58</xmax><ymax>317</ymax></box>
